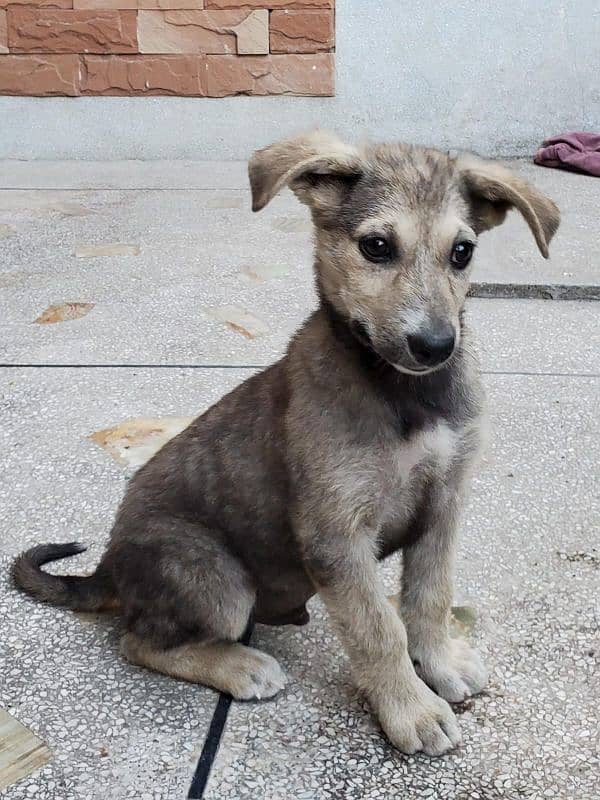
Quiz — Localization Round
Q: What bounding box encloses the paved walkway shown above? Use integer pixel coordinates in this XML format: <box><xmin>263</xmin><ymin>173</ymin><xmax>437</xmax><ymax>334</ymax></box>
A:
<box><xmin>0</xmin><ymin>161</ymin><xmax>598</xmax><ymax>800</ymax></box>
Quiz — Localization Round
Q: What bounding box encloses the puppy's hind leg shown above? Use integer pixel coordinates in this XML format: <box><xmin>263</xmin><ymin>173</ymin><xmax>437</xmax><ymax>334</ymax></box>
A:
<box><xmin>114</xmin><ymin>518</ymin><xmax>287</xmax><ymax>700</ymax></box>
<box><xmin>121</xmin><ymin>635</ymin><xmax>287</xmax><ymax>700</ymax></box>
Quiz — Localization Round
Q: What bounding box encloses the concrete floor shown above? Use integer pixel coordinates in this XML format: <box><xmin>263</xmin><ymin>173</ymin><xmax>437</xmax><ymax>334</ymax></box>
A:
<box><xmin>0</xmin><ymin>160</ymin><xmax>598</xmax><ymax>800</ymax></box>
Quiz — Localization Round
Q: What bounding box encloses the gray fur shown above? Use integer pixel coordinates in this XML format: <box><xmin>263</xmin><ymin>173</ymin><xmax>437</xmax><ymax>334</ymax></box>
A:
<box><xmin>13</xmin><ymin>131</ymin><xmax>559</xmax><ymax>754</ymax></box>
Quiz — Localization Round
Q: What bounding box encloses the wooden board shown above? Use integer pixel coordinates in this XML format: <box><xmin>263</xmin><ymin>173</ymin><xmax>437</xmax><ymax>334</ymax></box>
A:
<box><xmin>0</xmin><ymin>708</ymin><xmax>52</xmax><ymax>791</ymax></box>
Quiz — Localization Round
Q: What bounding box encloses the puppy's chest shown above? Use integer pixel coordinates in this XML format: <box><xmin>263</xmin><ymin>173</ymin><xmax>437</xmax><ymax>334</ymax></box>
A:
<box><xmin>378</xmin><ymin>422</ymin><xmax>459</xmax><ymax>524</ymax></box>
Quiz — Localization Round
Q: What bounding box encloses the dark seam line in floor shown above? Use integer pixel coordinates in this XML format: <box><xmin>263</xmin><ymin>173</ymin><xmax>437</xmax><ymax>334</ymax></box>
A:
<box><xmin>187</xmin><ymin>693</ymin><xmax>233</xmax><ymax>800</ymax></box>
<box><xmin>0</xmin><ymin>187</ymin><xmax>251</xmax><ymax>192</ymax></box>
<box><xmin>0</xmin><ymin>364</ymin><xmax>266</xmax><ymax>369</ymax></box>
<box><xmin>0</xmin><ymin>365</ymin><xmax>599</xmax><ymax>379</ymax></box>
<box><xmin>187</xmin><ymin>622</ymin><xmax>254</xmax><ymax>799</ymax></box>
<box><xmin>468</xmin><ymin>283</ymin><xmax>599</xmax><ymax>301</ymax></box>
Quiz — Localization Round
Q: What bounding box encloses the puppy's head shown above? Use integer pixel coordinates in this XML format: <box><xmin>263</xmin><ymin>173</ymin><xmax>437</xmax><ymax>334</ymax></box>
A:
<box><xmin>250</xmin><ymin>131</ymin><xmax>559</xmax><ymax>375</ymax></box>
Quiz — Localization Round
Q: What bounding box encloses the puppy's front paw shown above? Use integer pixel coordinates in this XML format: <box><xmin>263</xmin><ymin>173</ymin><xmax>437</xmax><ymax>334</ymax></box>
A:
<box><xmin>413</xmin><ymin>638</ymin><xmax>488</xmax><ymax>703</ymax></box>
<box><xmin>373</xmin><ymin>678</ymin><xmax>462</xmax><ymax>756</ymax></box>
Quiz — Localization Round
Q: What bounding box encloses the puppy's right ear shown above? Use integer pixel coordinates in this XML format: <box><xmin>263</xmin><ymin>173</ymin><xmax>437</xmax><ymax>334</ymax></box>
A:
<box><xmin>249</xmin><ymin>130</ymin><xmax>362</xmax><ymax>212</ymax></box>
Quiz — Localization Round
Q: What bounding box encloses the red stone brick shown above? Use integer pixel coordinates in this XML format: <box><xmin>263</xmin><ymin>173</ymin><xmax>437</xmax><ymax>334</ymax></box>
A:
<box><xmin>206</xmin><ymin>0</ymin><xmax>332</xmax><ymax>8</ymax></box>
<box><xmin>0</xmin><ymin>54</ymin><xmax>80</xmax><ymax>95</ymax></box>
<box><xmin>270</xmin><ymin>9</ymin><xmax>333</xmax><ymax>53</ymax></box>
<box><xmin>0</xmin><ymin>0</ymin><xmax>72</xmax><ymax>7</ymax></box>
<box><xmin>0</xmin><ymin>10</ymin><xmax>8</xmax><ymax>53</ymax></box>
<box><xmin>74</xmin><ymin>0</ymin><xmax>203</xmax><ymax>8</ymax></box>
<box><xmin>7</xmin><ymin>8</ymin><xmax>138</xmax><ymax>54</ymax></box>
<box><xmin>81</xmin><ymin>54</ymin><xmax>206</xmax><ymax>94</ymax></box>
<box><xmin>137</xmin><ymin>9</ymin><xmax>267</xmax><ymax>55</ymax></box>
<box><xmin>138</xmin><ymin>10</ymin><xmax>233</xmax><ymax>54</ymax></box>
<box><xmin>206</xmin><ymin>52</ymin><xmax>333</xmax><ymax>96</ymax></box>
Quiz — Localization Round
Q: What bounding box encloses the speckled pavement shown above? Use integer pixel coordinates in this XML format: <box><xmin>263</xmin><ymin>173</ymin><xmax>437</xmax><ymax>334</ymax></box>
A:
<box><xmin>204</xmin><ymin>373</ymin><xmax>599</xmax><ymax>800</ymax></box>
<box><xmin>0</xmin><ymin>368</ymin><xmax>248</xmax><ymax>800</ymax></box>
<box><xmin>1</xmin><ymin>163</ymin><xmax>599</xmax><ymax>799</ymax></box>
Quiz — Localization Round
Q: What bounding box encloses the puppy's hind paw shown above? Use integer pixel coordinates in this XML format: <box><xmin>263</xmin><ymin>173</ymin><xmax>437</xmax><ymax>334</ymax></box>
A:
<box><xmin>227</xmin><ymin>647</ymin><xmax>287</xmax><ymax>701</ymax></box>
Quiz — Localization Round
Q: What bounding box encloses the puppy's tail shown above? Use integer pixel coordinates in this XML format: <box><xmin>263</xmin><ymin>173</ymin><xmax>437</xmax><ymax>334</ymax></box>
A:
<box><xmin>12</xmin><ymin>543</ymin><xmax>116</xmax><ymax>612</ymax></box>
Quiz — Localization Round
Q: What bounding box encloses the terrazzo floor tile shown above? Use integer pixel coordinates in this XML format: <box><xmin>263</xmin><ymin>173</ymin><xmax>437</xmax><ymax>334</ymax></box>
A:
<box><xmin>1</xmin><ymin>165</ymin><xmax>599</xmax><ymax>365</ymax></box>
<box><xmin>1</xmin><ymin>160</ymin><xmax>598</xmax><ymax>799</ymax></box>
<box><xmin>204</xmin><ymin>374</ymin><xmax>599</xmax><ymax>800</ymax></box>
<box><xmin>1</xmin><ymin>158</ymin><xmax>597</xmax><ymax>287</ymax></box>
<box><xmin>0</xmin><ymin>161</ymin><xmax>249</xmax><ymax>191</ymax></box>
<box><xmin>1</xmin><ymin>360</ymin><xmax>598</xmax><ymax>799</ymax></box>
<box><xmin>0</xmin><ymin>368</ymin><xmax>249</xmax><ymax>800</ymax></box>
<box><xmin>74</xmin><ymin>244</ymin><xmax>141</xmax><ymax>259</ymax></box>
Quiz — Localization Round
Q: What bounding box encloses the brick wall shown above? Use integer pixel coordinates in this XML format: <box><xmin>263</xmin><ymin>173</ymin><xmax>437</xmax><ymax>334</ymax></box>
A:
<box><xmin>0</xmin><ymin>0</ymin><xmax>334</xmax><ymax>96</ymax></box>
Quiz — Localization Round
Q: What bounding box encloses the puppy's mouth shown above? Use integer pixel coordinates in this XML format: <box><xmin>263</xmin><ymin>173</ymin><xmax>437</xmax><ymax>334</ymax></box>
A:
<box><xmin>392</xmin><ymin>361</ymin><xmax>438</xmax><ymax>376</ymax></box>
<box><xmin>350</xmin><ymin>319</ymin><xmax>374</xmax><ymax>349</ymax></box>
<box><xmin>350</xmin><ymin>319</ymin><xmax>437</xmax><ymax>376</ymax></box>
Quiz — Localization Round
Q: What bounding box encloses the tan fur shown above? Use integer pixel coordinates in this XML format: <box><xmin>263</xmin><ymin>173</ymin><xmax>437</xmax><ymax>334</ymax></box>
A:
<box><xmin>458</xmin><ymin>156</ymin><xmax>560</xmax><ymax>257</ymax></box>
<box><xmin>256</xmin><ymin>133</ymin><xmax>557</xmax><ymax>378</ymax></box>
<box><xmin>249</xmin><ymin>130</ymin><xmax>361</xmax><ymax>211</ymax></box>
<box><xmin>14</xmin><ymin>130</ymin><xmax>559</xmax><ymax>758</ymax></box>
<box><xmin>121</xmin><ymin>635</ymin><xmax>286</xmax><ymax>700</ymax></box>
<box><xmin>246</xmin><ymin>131</ymin><xmax>557</xmax><ymax>753</ymax></box>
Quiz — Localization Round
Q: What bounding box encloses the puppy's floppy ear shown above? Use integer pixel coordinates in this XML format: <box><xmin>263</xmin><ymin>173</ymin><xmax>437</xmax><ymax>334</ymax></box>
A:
<box><xmin>249</xmin><ymin>130</ymin><xmax>362</xmax><ymax>212</ymax></box>
<box><xmin>459</xmin><ymin>157</ymin><xmax>560</xmax><ymax>258</ymax></box>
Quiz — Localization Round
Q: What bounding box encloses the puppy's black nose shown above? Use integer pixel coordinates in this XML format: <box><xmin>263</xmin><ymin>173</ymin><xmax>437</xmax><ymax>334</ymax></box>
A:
<box><xmin>407</xmin><ymin>328</ymin><xmax>455</xmax><ymax>367</ymax></box>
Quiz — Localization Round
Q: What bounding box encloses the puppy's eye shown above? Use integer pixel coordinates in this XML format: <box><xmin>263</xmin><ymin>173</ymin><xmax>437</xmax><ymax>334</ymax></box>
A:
<box><xmin>359</xmin><ymin>236</ymin><xmax>393</xmax><ymax>263</ymax></box>
<box><xmin>451</xmin><ymin>241</ymin><xmax>475</xmax><ymax>269</ymax></box>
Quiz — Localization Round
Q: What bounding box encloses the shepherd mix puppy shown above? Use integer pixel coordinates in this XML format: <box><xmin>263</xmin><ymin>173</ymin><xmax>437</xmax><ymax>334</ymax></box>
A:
<box><xmin>13</xmin><ymin>132</ymin><xmax>559</xmax><ymax>756</ymax></box>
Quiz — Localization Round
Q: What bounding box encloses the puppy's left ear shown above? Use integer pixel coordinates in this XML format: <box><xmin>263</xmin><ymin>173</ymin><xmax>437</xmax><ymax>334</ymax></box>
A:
<box><xmin>249</xmin><ymin>130</ymin><xmax>362</xmax><ymax>212</ymax></box>
<box><xmin>459</xmin><ymin>158</ymin><xmax>560</xmax><ymax>258</ymax></box>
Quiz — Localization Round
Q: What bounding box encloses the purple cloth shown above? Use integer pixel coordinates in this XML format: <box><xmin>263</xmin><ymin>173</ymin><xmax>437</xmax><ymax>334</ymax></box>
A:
<box><xmin>534</xmin><ymin>132</ymin><xmax>600</xmax><ymax>177</ymax></box>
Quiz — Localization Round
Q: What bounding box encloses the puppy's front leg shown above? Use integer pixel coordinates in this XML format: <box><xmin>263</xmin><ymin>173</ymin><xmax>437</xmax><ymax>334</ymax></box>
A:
<box><xmin>304</xmin><ymin>532</ymin><xmax>461</xmax><ymax>756</ymax></box>
<box><xmin>401</xmin><ymin>483</ymin><xmax>488</xmax><ymax>703</ymax></box>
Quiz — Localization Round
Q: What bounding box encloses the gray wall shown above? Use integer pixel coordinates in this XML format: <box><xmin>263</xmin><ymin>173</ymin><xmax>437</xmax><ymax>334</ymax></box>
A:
<box><xmin>0</xmin><ymin>0</ymin><xmax>598</xmax><ymax>160</ymax></box>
